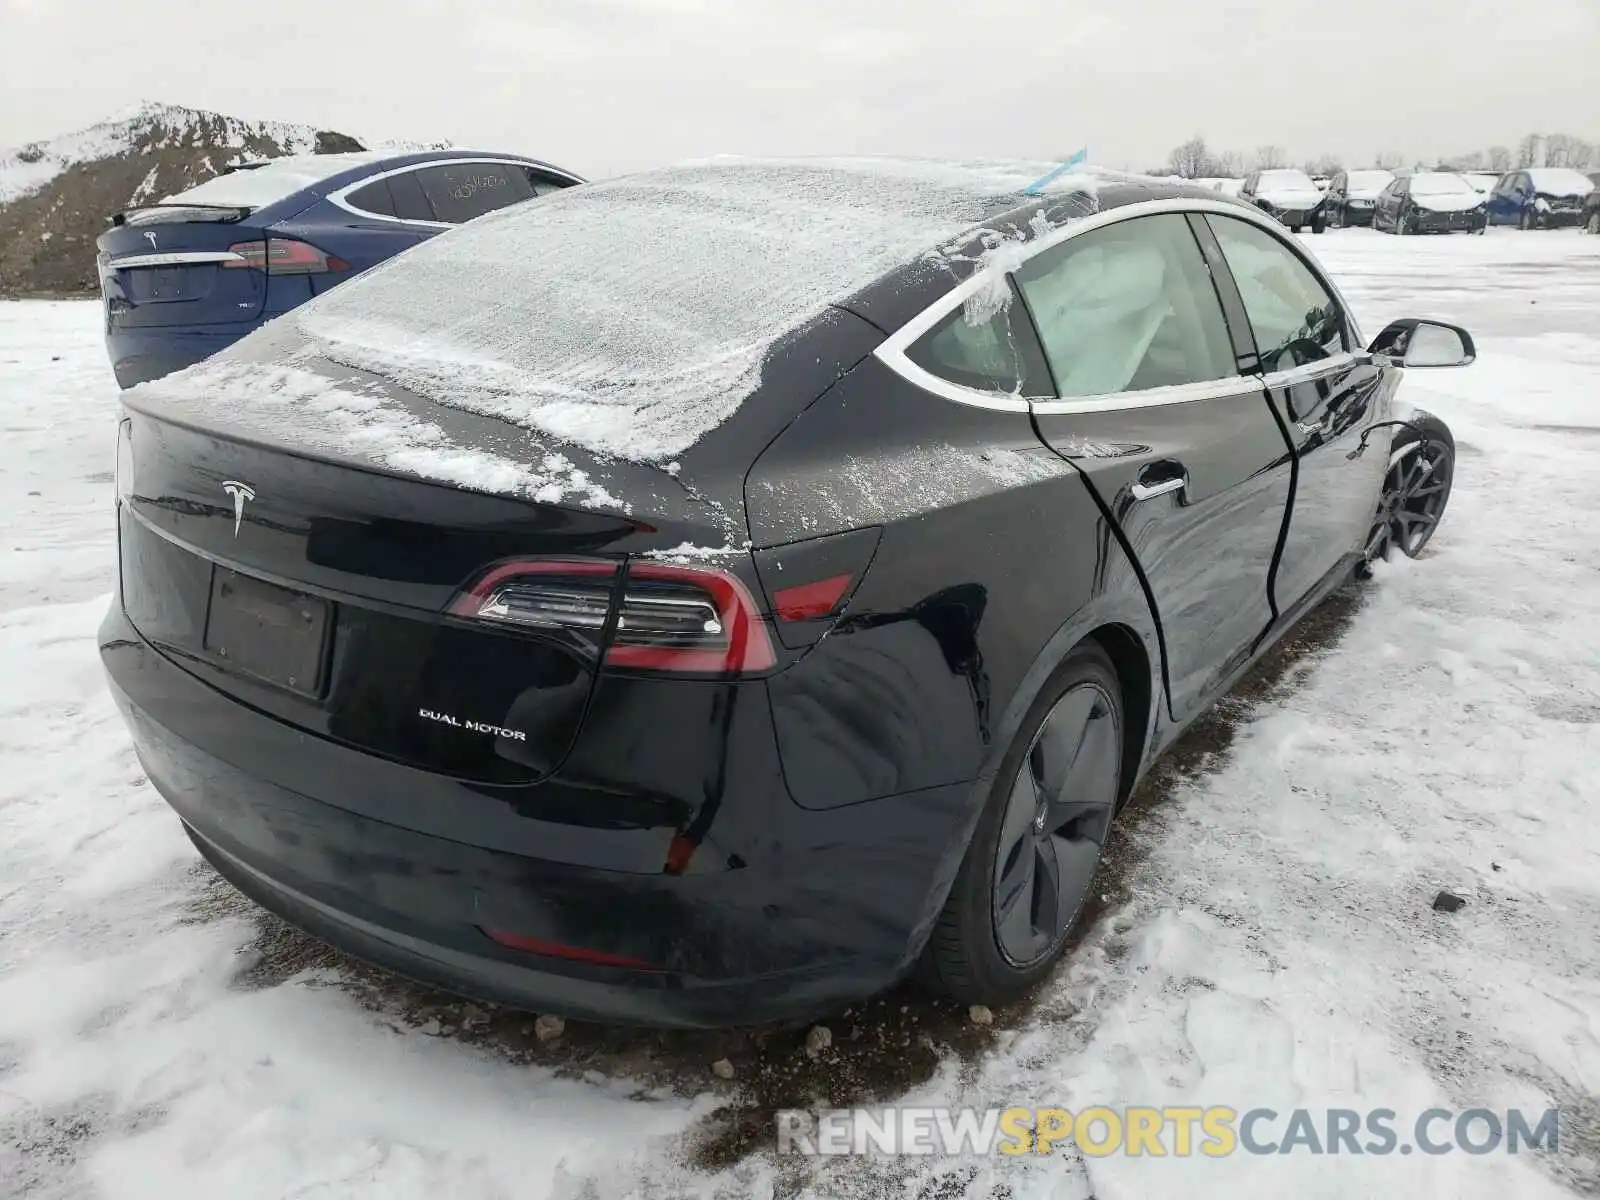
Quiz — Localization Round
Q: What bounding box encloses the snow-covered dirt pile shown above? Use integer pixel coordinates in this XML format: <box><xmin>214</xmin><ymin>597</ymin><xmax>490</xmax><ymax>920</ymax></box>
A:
<box><xmin>2</xmin><ymin>228</ymin><xmax>1598</xmax><ymax>1198</ymax></box>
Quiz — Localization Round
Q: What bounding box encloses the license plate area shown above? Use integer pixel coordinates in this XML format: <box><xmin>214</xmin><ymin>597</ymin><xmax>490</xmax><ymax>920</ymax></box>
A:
<box><xmin>203</xmin><ymin>568</ymin><xmax>331</xmax><ymax>696</ymax></box>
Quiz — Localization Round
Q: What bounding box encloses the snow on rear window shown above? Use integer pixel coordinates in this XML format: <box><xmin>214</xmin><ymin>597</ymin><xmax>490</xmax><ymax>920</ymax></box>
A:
<box><xmin>296</xmin><ymin>157</ymin><xmax>1090</xmax><ymax>464</ymax></box>
<box><xmin>1525</xmin><ymin>169</ymin><xmax>1594</xmax><ymax>197</ymax></box>
<box><xmin>160</xmin><ymin>152</ymin><xmax>389</xmax><ymax>209</ymax></box>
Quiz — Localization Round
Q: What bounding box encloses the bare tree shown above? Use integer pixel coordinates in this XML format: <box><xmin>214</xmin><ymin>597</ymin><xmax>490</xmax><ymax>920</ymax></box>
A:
<box><xmin>1516</xmin><ymin>134</ymin><xmax>1542</xmax><ymax>167</ymax></box>
<box><xmin>1544</xmin><ymin>134</ymin><xmax>1574</xmax><ymax>167</ymax></box>
<box><xmin>1302</xmin><ymin>154</ymin><xmax>1344</xmax><ymax>176</ymax></box>
<box><xmin>1486</xmin><ymin>145</ymin><xmax>1512</xmax><ymax>172</ymax></box>
<box><xmin>1215</xmin><ymin>149</ymin><xmax>1243</xmax><ymax>177</ymax></box>
<box><xmin>1373</xmin><ymin>150</ymin><xmax>1407</xmax><ymax>170</ymax></box>
<box><xmin>1168</xmin><ymin>135</ymin><xmax>1210</xmax><ymax>179</ymax></box>
<box><xmin>1443</xmin><ymin>149</ymin><xmax>1484</xmax><ymax>171</ymax></box>
<box><xmin>1253</xmin><ymin>145</ymin><xmax>1287</xmax><ymax>169</ymax></box>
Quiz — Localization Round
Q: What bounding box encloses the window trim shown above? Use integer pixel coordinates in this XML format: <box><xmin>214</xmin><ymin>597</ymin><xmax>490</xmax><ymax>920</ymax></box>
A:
<box><xmin>327</xmin><ymin>157</ymin><xmax>584</xmax><ymax>229</ymax></box>
<box><xmin>872</xmin><ymin>197</ymin><xmax>1365</xmax><ymax>415</ymax></box>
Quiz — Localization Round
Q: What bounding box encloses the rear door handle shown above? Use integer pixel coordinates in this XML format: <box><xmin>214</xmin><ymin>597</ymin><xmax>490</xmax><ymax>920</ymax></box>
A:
<box><xmin>1131</xmin><ymin>463</ymin><xmax>1188</xmax><ymax>502</ymax></box>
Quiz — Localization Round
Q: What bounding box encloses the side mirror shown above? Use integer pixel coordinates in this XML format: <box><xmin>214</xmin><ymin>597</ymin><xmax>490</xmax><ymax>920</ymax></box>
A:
<box><xmin>1368</xmin><ymin>319</ymin><xmax>1476</xmax><ymax>368</ymax></box>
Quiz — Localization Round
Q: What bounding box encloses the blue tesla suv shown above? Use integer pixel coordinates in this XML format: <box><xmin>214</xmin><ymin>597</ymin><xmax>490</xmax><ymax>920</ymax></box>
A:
<box><xmin>96</xmin><ymin>150</ymin><xmax>583</xmax><ymax>387</ymax></box>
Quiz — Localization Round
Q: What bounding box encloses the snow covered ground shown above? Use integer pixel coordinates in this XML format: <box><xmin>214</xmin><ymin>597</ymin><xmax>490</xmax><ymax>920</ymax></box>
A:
<box><xmin>2</xmin><ymin>227</ymin><xmax>1599</xmax><ymax>1198</ymax></box>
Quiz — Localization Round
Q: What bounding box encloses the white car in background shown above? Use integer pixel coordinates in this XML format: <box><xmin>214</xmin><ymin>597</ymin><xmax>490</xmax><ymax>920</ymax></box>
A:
<box><xmin>1238</xmin><ymin>167</ymin><xmax>1327</xmax><ymax>232</ymax></box>
<box><xmin>1463</xmin><ymin>172</ymin><xmax>1499</xmax><ymax>198</ymax></box>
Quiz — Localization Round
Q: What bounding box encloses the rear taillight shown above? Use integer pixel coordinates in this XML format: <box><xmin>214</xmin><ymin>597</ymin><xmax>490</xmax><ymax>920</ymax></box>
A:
<box><xmin>450</xmin><ymin>559</ymin><xmax>777</xmax><ymax>675</ymax></box>
<box><xmin>224</xmin><ymin>238</ymin><xmax>349</xmax><ymax>275</ymax></box>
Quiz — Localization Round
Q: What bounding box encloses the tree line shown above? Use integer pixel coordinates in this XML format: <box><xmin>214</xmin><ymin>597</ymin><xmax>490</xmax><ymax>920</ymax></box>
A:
<box><xmin>1161</xmin><ymin>133</ymin><xmax>1598</xmax><ymax>179</ymax></box>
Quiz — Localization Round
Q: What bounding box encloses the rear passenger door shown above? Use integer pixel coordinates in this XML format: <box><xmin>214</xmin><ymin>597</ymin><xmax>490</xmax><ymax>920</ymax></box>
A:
<box><xmin>1204</xmin><ymin>213</ymin><xmax>1388</xmax><ymax>613</ymax></box>
<box><xmin>1017</xmin><ymin>213</ymin><xmax>1294</xmax><ymax>720</ymax></box>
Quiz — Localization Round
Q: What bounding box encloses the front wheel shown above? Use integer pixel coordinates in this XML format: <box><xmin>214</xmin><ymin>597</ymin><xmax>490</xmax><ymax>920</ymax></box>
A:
<box><xmin>919</xmin><ymin>644</ymin><xmax>1124</xmax><ymax>1005</ymax></box>
<box><xmin>1311</xmin><ymin>211</ymin><xmax>1327</xmax><ymax>233</ymax></box>
<box><xmin>1360</xmin><ymin>412</ymin><xmax>1455</xmax><ymax>573</ymax></box>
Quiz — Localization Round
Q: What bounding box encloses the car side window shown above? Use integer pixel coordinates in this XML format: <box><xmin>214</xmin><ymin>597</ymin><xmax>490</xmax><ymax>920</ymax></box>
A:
<box><xmin>387</xmin><ymin>170</ymin><xmax>437</xmax><ymax>223</ymax></box>
<box><xmin>415</xmin><ymin>162</ymin><xmax>537</xmax><ymax>224</ymax></box>
<box><xmin>1012</xmin><ymin>214</ymin><xmax>1237</xmax><ymax>397</ymax></box>
<box><xmin>1206</xmin><ymin>215</ymin><xmax>1346</xmax><ymax>373</ymax></box>
<box><xmin>346</xmin><ymin>179</ymin><xmax>396</xmax><ymax>218</ymax></box>
<box><xmin>905</xmin><ymin>278</ymin><xmax>1053</xmax><ymax>396</ymax></box>
<box><xmin>1394</xmin><ymin>177</ymin><xmax>1410</xmax><ymax>196</ymax></box>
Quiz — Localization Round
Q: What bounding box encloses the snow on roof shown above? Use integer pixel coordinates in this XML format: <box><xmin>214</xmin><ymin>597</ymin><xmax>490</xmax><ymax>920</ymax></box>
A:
<box><xmin>297</xmin><ymin>156</ymin><xmax>1100</xmax><ymax>464</ymax></box>
<box><xmin>160</xmin><ymin>152</ymin><xmax>393</xmax><ymax>208</ymax></box>
<box><xmin>1525</xmin><ymin>168</ymin><xmax>1594</xmax><ymax>197</ymax></box>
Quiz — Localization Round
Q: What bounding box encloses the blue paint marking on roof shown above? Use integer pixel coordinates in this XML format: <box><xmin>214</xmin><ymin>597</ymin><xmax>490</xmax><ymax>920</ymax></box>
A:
<box><xmin>1024</xmin><ymin>148</ymin><xmax>1088</xmax><ymax>195</ymax></box>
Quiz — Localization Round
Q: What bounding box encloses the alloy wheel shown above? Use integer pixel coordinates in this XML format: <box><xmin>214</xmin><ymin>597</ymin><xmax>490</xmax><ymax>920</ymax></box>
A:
<box><xmin>990</xmin><ymin>681</ymin><xmax>1120</xmax><ymax>967</ymax></box>
<box><xmin>1365</xmin><ymin>440</ymin><xmax>1453</xmax><ymax>564</ymax></box>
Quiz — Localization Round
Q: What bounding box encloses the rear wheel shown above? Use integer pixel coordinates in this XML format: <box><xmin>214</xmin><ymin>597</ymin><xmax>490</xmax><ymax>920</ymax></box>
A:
<box><xmin>1360</xmin><ymin>413</ymin><xmax>1455</xmax><ymax>573</ymax></box>
<box><xmin>919</xmin><ymin>644</ymin><xmax>1124</xmax><ymax>1004</ymax></box>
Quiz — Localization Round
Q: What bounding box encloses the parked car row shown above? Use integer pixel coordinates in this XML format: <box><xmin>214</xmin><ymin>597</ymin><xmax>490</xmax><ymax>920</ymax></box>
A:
<box><xmin>97</xmin><ymin>150</ymin><xmax>583</xmax><ymax>387</ymax></box>
<box><xmin>1202</xmin><ymin>165</ymin><xmax>1597</xmax><ymax>237</ymax></box>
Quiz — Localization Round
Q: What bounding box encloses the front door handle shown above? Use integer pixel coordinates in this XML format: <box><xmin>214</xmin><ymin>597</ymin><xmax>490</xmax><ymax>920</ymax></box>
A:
<box><xmin>1131</xmin><ymin>463</ymin><xmax>1188</xmax><ymax>502</ymax></box>
<box><xmin>1297</xmin><ymin>418</ymin><xmax>1325</xmax><ymax>436</ymax></box>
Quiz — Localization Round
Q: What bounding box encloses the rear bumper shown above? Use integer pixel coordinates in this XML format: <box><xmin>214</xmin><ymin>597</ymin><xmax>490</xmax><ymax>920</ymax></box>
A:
<box><xmin>100</xmin><ymin>600</ymin><xmax>981</xmax><ymax>1027</ymax></box>
<box><xmin>105</xmin><ymin>323</ymin><xmax>258</xmax><ymax>388</ymax></box>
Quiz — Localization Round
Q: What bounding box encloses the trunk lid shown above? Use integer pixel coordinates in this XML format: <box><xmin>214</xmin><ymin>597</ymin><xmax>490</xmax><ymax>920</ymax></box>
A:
<box><xmin>97</xmin><ymin>208</ymin><xmax>269</xmax><ymax>329</ymax></box>
<box><xmin>117</xmin><ymin>405</ymin><xmax>651</xmax><ymax>785</ymax></box>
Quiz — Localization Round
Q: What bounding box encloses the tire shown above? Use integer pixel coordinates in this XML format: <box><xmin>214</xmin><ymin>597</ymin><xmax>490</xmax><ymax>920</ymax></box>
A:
<box><xmin>1359</xmin><ymin>411</ymin><xmax>1456</xmax><ymax>574</ymax></box>
<box><xmin>1519</xmin><ymin>208</ymin><xmax>1535</xmax><ymax>231</ymax></box>
<box><xmin>1290</xmin><ymin>224</ymin><xmax>1304</xmax><ymax>234</ymax></box>
<box><xmin>1311</xmin><ymin>212</ymin><xmax>1327</xmax><ymax>234</ymax></box>
<box><xmin>918</xmin><ymin>643</ymin><xmax>1125</xmax><ymax>1005</ymax></box>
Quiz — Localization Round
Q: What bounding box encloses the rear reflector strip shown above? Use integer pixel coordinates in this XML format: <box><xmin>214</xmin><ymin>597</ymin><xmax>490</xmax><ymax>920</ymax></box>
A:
<box><xmin>773</xmin><ymin>573</ymin><xmax>854</xmax><ymax>622</ymax></box>
<box><xmin>481</xmin><ymin>928</ymin><xmax>662</xmax><ymax>971</ymax></box>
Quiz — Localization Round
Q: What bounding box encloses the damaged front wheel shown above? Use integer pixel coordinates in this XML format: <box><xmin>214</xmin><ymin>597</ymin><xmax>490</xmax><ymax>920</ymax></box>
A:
<box><xmin>1358</xmin><ymin>412</ymin><xmax>1456</xmax><ymax>577</ymax></box>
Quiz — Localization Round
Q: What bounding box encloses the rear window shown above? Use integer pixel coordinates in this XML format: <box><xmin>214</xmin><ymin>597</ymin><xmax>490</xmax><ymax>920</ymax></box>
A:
<box><xmin>294</xmin><ymin>158</ymin><xmax>1047</xmax><ymax>462</ymax></box>
<box><xmin>163</xmin><ymin>153</ymin><xmax>386</xmax><ymax>210</ymax></box>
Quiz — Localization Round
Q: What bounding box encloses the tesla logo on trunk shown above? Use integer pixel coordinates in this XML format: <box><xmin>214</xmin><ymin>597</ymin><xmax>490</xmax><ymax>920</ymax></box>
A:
<box><xmin>221</xmin><ymin>480</ymin><xmax>255</xmax><ymax>536</ymax></box>
<box><xmin>142</xmin><ymin>231</ymin><xmax>158</xmax><ymax>249</ymax></box>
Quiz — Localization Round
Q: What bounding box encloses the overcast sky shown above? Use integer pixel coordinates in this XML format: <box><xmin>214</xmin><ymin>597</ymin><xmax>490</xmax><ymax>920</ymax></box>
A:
<box><xmin>3</xmin><ymin>0</ymin><xmax>1597</xmax><ymax>176</ymax></box>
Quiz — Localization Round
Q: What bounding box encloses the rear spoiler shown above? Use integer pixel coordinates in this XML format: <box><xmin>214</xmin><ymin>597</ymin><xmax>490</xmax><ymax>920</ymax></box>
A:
<box><xmin>110</xmin><ymin>204</ymin><xmax>252</xmax><ymax>227</ymax></box>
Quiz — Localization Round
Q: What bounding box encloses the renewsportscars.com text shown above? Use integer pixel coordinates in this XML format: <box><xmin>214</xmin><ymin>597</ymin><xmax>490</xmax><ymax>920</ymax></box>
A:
<box><xmin>776</xmin><ymin>1105</ymin><xmax>1561</xmax><ymax>1158</ymax></box>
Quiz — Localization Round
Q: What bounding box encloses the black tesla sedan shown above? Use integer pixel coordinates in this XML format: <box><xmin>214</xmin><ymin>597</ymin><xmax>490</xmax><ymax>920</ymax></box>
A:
<box><xmin>102</xmin><ymin>160</ymin><xmax>1473</xmax><ymax>1027</ymax></box>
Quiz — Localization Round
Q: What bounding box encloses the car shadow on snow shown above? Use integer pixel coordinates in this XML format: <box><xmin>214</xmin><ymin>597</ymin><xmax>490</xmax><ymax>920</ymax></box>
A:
<box><xmin>180</xmin><ymin>584</ymin><xmax>1369</xmax><ymax>1172</ymax></box>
